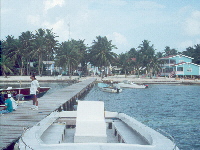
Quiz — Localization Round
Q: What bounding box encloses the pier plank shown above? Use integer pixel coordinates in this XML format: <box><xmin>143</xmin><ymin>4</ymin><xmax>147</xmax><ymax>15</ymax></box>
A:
<box><xmin>0</xmin><ymin>78</ymin><xmax>96</xmax><ymax>150</ymax></box>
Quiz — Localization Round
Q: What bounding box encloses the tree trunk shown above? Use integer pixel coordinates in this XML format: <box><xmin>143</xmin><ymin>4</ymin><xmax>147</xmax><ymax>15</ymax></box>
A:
<box><xmin>26</xmin><ymin>58</ymin><xmax>30</xmax><ymax>75</ymax></box>
<box><xmin>150</xmin><ymin>68</ymin><xmax>153</xmax><ymax>79</ymax></box>
<box><xmin>20</xmin><ymin>61</ymin><xmax>24</xmax><ymax>76</ymax></box>
<box><xmin>38</xmin><ymin>53</ymin><xmax>43</xmax><ymax>76</ymax></box>
<box><xmin>137</xmin><ymin>67</ymin><xmax>140</xmax><ymax>78</ymax></box>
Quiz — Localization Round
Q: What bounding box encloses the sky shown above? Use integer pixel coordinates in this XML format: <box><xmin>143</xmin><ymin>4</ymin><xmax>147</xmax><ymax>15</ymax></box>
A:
<box><xmin>1</xmin><ymin>0</ymin><xmax>200</xmax><ymax>54</ymax></box>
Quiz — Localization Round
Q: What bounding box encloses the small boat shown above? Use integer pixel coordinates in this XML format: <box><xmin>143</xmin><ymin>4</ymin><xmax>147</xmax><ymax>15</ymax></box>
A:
<box><xmin>0</xmin><ymin>87</ymin><xmax>50</xmax><ymax>102</ymax></box>
<box><xmin>116</xmin><ymin>80</ymin><xmax>148</xmax><ymax>89</ymax></box>
<box><xmin>18</xmin><ymin>101</ymin><xmax>179</xmax><ymax>150</ymax></box>
<box><xmin>0</xmin><ymin>105</ymin><xmax>4</xmax><ymax>111</ymax></box>
<box><xmin>98</xmin><ymin>83</ymin><xmax>122</xmax><ymax>93</ymax></box>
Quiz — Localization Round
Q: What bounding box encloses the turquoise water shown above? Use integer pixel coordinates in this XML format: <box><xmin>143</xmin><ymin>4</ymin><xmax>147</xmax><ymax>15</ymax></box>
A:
<box><xmin>81</xmin><ymin>84</ymin><xmax>200</xmax><ymax>150</ymax></box>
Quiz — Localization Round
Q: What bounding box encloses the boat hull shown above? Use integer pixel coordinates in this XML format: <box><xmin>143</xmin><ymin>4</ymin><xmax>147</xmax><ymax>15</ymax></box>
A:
<box><xmin>116</xmin><ymin>80</ymin><xmax>148</xmax><ymax>89</ymax></box>
<box><xmin>101</xmin><ymin>87</ymin><xmax>122</xmax><ymax>93</ymax></box>
<box><xmin>0</xmin><ymin>87</ymin><xmax>50</xmax><ymax>102</ymax></box>
<box><xmin>98</xmin><ymin>83</ymin><xmax>122</xmax><ymax>93</ymax></box>
<box><xmin>18</xmin><ymin>101</ymin><xmax>179</xmax><ymax>150</ymax></box>
<box><xmin>118</xmin><ymin>83</ymin><xmax>148</xmax><ymax>88</ymax></box>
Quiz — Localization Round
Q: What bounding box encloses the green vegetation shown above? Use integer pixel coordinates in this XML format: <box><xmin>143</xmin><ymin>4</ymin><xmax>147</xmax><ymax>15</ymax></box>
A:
<box><xmin>1</xmin><ymin>28</ymin><xmax>200</xmax><ymax>77</ymax></box>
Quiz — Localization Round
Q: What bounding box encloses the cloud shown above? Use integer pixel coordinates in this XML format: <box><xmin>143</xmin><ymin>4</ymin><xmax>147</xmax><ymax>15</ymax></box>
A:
<box><xmin>44</xmin><ymin>0</ymin><xmax>65</xmax><ymax>12</ymax></box>
<box><xmin>42</xmin><ymin>19</ymin><xmax>64</xmax><ymax>31</ymax></box>
<box><xmin>1</xmin><ymin>8</ymin><xmax>13</xmax><ymax>14</ymax></box>
<box><xmin>132</xmin><ymin>1</ymin><xmax>165</xmax><ymax>10</ymax></box>
<box><xmin>108</xmin><ymin>0</ymin><xmax>127</xmax><ymax>6</ymax></box>
<box><xmin>42</xmin><ymin>19</ymin><xmax>69</xmax><ymax>41</ymax></box>
<box><xmin>113</xmin><ymin>32</ymin><xmax>128</xmax><ymax>45</ymax></box>
<box><xmin>178</xmin><ymin>38</ymin><xmax>200</xmax><ymax>51</ymax></box>
<box><xmin>107</xmin><ymin>32</ymin><xmax>128</xmax><ymax>46</ymax></box>
<box><xmin>27</xmin><ymin>15</ymin><xmax>41</xmax><ymax>26</ymax></box>
<box><xmin>178</xmin><ymin>40</ymin><xmax>194</xmax><ymax>50</ymax></box>
<box><xmin>184</xmin><ymin>10</ymin><xmax>200</xmax><ymax>36</ymax></box>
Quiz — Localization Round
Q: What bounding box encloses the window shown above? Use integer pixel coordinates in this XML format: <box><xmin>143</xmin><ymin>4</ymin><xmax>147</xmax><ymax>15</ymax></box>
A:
<box><xmin>187</xmin><ymin>68</ymin><xmax>192</xmax><ymax>72</ymax></box>
<box><xmin>177</xmin><ymin>67</ymin><xmax>183</xmax><ymax>71</ymax></box>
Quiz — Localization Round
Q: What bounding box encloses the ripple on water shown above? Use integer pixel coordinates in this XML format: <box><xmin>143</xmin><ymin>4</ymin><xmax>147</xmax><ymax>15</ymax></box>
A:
<box><xmin>82</xmin><ymin>84</ymin><xmax>200</xmax><ymax>150</ymax></box>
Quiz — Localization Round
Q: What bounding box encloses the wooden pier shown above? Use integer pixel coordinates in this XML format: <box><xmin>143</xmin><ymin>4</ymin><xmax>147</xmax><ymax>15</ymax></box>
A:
<box><xmin>0</xmin><ymin>78</ymin><xmax>97</xmax><ymax>150</ymax></box>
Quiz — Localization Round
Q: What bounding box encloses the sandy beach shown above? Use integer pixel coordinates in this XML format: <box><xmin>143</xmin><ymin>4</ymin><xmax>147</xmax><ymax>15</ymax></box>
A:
<box><xmin>0</xmin><ymin>75</ymin><xmax>200</xmax><ymax>84</ymax></box>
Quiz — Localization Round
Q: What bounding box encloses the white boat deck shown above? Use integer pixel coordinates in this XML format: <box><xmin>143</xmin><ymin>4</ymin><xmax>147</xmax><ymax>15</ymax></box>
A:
<box><xmin>19</xmin><ymin>101</ymin><xmax>179</xmax><ymax>150</ymax></box>
<box><xmin>113</xmin><ymin>120</ymin><xmax>149</xmax><ymax>144</ymax></box>
<box><xmin>41</xmin><ymin>119</ymin><xmax>148</xmax><ymax>144</ymax></box>
<box><xmin>41</xmin><ymin>123</ymin><xmax>66</xmax><ymax>144</ymax></box>
<box><xmin>61</xmin><ymin>128</ymin><xmax>119</xmax><ymax>143</ymax></box>
<box><xmin>74</xmin><ymin>101</ymin><xmax>107</xmax><ymax>143</ymax></box>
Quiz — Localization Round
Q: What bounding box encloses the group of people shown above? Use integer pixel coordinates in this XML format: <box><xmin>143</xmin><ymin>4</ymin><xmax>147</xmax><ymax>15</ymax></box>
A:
<box><xmin>0</xmin><ymin>74</ymin><xmax>40</xmax><ymax>114</ymax></box>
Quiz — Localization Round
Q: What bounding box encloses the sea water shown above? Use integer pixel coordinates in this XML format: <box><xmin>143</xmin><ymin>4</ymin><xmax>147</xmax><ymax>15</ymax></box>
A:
<box><xmin>81</xmin><ymin>84</ymin><xmax>200</xmax><ymax>150</ymax></box>
<box><xmin>1</xmin><ymin>82</ymin><xmax>199</xmax><ymax>150</ymax></box>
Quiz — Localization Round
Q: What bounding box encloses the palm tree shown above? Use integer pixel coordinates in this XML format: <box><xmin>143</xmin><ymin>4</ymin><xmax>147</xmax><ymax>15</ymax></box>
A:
<box><xmin>55</xmin><ymin>40</ymin><xmax>81</xmax><ymax>77</ymax></box>
<box><xmin>4</xmin><ymin>35</ymin><xmax>26</xmax><ymax>75</ymax></box>
<box><xmin>163</xmin><ymin>46</ymin><xmax>178</xmax><ymax>57</ymax></box>
<box><xmin>0</xmin><ymin>54</ymin><xmax>14</xmax><ymax>77</ymax></box>
<box><xmin>44</xmin><ymin>29</ymin><xmax>59</xmax><ymax>59</ymax></box>
<box><xmin>32</xmin><ymin>28</ymin><xmax>59</xmax><ymax>75</ymax></box>
<box><xmin>19</xmin><ymin>31</ymin><xmax>35</xmax><ymax>75</ymax></box>
<box><xmin>77</xmin><ymin>40</ymin><xmax>88</xmax><ymax>76</ymax></box>
<box><xmin>33</xmin><ymin>28</ymin><xmax>46</xmax><ymax>75</ymax></box>
<box><xmin>147</xmin><ymin>56</ymin><xmax>162</xmax><ymax>78</ymax></box>
<box><xmin>117</xmin><ymin>52</ymin><xmax>130</xmax><ymax>77</ymax></box>
<box><xmin>182</xmin><ymin>44</ymin><xmax>200</xmax><ymax>65</ymax></box>
<box><xmin>88</xmin><ymin>36</ymin><xmax>117</xmax><ymax>77</ymax></box>
<box><xmin>138</xmin><ymin>40</ymin><xmax>155</xmax><ymax>77</ymax></box>
<box><xmin>132</xmin><ymin>50</ymin><xmax>144</xmax><ymax>78</ymax></box>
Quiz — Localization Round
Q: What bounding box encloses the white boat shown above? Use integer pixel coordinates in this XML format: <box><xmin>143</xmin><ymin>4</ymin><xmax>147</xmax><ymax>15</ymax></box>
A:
<box><xmin>18</xmin><ymin>101</ymin><xmax>179</xmax><ymax>150</ymax></box>
<box><xmin>98</xmin><ymin>83</ymin><xmax>122</xmax><ymax>93</ymax></box>
<box><xmin>116</xmin><ymin>80</ymin><xmax>148</xmax><ymax>89</ymax></box>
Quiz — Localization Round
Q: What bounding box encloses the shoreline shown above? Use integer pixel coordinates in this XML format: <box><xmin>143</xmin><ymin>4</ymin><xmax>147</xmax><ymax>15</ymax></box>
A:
<box><xmin>1</xmin><ymin>75</ymin><xmax>200</xmax><ymax>84</ymax></box>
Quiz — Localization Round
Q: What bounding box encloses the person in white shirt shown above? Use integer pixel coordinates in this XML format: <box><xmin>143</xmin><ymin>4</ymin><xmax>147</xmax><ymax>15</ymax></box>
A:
<box><xmin>29</xmin><ymin>74</ymin><xmax>40</xmax><ymax>110</ymax></box>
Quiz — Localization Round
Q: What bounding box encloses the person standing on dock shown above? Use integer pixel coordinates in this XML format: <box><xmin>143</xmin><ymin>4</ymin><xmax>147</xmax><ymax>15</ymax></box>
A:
<box><xmin>29</xmin><ymin>74</ymin><xmax>40</xmax><ymax>110</ymax></box>
<box><xmin>0</xmin><ymin>94</ymin><xmax>13</xmax><ymax>114</ymax></box>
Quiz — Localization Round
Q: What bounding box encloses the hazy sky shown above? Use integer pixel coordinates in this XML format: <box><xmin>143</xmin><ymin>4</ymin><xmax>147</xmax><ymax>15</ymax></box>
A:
<box><xmin>1</xmin><ymin>0</ymin><xmax>200</xmax><ymax>54</ymax></box>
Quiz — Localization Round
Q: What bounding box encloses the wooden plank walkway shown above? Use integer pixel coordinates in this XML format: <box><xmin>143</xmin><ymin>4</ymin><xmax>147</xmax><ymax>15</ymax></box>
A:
<box><xmin>0</xmin><ymin>78</ymin><xmax>97</xmax><ymax>150</ymax></box>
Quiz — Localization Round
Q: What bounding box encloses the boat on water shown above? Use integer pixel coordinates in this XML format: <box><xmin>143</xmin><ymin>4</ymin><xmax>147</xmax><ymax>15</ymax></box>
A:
<box><xmin>0</xmin><ymin>87</ymin><xmax>50</xmax><ymax>102</ymax></box>
<box><xmin>116</xmin><ymin>80</ymin><xmax>148</xmax><ymax>89</ymax></box>
<box><xmin>98</xmin><ymin>83</ymin><xmax>122</xmax><ymax>93</ymax></box>
<box><xmin>18</xmin><ymin>101</ymin><xmax>179</xmax><ymax>150</ymax></box>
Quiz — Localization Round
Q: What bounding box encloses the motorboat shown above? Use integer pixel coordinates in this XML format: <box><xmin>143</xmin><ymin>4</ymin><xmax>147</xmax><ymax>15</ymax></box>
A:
<box><xmin>0</xmin><ymin>87</ymin><xmax>50</xmax><ymax>103</ymax></box>
<box><xmin>98</xmin><ymin>83</ymin><xmax>122</xmax><ymax>93</ymax></box>
<box><xmin>0</xmin><ymin>105</ymin><xmax>4</xmax><ymax>111</ymax></box>
<box><xmin>116</xmin><ymin>80</ymin><xmax>148</xmax><ymax>89</ymax></box>
<box><xmin>18</xmin><ymin>101</ymin><xmax>179</xmax><ymax>150</ymax></box>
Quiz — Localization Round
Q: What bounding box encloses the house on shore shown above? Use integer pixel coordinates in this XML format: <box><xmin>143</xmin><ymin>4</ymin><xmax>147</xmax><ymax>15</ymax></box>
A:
<box><xmin>159</xmin><ymin>54</ymin><xmax>200</xmax><ymax>78</ymax></box>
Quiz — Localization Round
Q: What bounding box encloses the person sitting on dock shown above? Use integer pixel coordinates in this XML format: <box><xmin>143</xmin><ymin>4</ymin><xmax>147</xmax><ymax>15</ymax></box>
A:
<box><xmin>0</xmin><ymin>94</ymin><xmax>13</xmax><ymax>114</ymax></box>
<box><xmin>29</xmin><ymin>74</ymin><xmax>40</xmax><ymax>110</ymax></box>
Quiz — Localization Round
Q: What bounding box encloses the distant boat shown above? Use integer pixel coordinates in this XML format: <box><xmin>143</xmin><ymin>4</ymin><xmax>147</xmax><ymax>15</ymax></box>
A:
<box><xmin>0</xmin><ymin>87</ymin><xmax>50</xmax><ymax>102</ymax></box>
<box><xmin>116</xmin><ymin>80</ymin><xmax>148</xmax><ymax>89</ymax></box>
<box><xmin>98</xmin><ymin>83</ymin><xmax>122</xmax><ymax>93</ymax></box>
<box><xmin>18</xmin><ymin>101</ymin><xmax>179</xmax><ymax>150</ymax></box>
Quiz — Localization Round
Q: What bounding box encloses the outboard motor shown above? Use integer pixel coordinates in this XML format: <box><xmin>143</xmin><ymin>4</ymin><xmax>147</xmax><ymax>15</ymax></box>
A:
<box><xmin>16</xmin><ymin>94</ymin><xmax>24</xmax><ymax>101</ymax></box>
<box><xmin>145</xmin><ymin>84</ymin><xmax>148</xmax><ymax>88</ymax></box>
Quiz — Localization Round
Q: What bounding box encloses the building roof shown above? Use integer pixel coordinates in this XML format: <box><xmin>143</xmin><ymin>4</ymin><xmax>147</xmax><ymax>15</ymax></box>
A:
<box><xmin>159</xmin><ymin>54</ymin><xmax>194</xmax><ymax>60</ymax></box>
<box><xmin>171</xmin><ymin>62</ymin><xmax>200</xmax><ymax>67</ymax></box>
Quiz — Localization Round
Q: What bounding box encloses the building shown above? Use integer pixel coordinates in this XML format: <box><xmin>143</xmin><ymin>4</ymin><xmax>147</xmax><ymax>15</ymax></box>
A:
<box><xmin>159</xmin><ymin>54</ymin><xmax>200</xmax><ymax>78</ymax></box>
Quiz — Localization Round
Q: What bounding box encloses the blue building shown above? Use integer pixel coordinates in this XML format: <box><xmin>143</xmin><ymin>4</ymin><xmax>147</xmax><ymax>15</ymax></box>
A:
<box><xmin>159</xmin><ymin>54</ymin><xmax>200</xmax><ymax>77</ymax></box>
